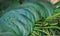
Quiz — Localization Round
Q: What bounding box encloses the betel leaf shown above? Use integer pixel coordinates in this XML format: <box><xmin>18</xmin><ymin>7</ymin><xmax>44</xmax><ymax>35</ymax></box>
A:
<box><xmin>0</xmin><ymin>8</ymin><xmax>35</xmax><ymax>36</ymax></box>
<box><xmin>21</xmin><ymin>2</ymin><xmax>55</xmax><ymax>20</ymax></box>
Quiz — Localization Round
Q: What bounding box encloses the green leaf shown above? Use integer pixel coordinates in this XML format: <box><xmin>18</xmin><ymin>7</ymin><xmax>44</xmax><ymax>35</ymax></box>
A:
<box><xmin>0</xmin><ymin>8</ymin><xmax>34</xmax><ymax>36</ymax></box>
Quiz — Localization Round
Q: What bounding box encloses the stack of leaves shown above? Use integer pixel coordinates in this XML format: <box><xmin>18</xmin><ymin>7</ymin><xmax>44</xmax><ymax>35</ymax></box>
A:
<box><xmin>0</xmin><ymin>0</ymin><xmax>60</xmax><ymax>36</ymax></box>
